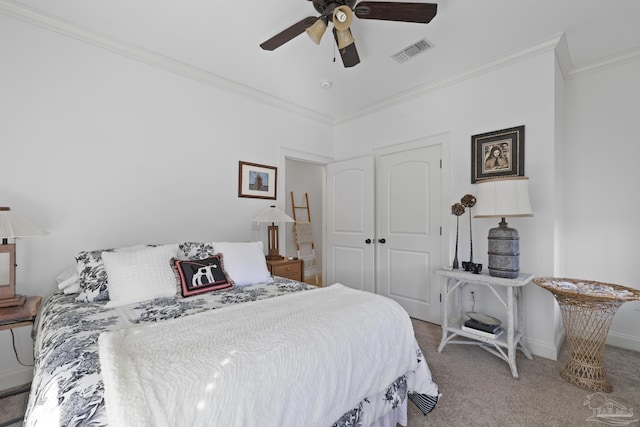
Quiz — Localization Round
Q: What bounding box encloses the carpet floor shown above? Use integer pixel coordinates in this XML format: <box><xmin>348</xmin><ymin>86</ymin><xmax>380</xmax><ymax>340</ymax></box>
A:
<box><xmin>2</xmin><ymin>320</ymin><xmax>638</xmax><ymax>426</ymax></box>
<box><xmin>409</xmin><ymin>319</ymin><xmax>640</xmax><ymax>427</ymax></box>
<box><xmin>0</xmin><ymin>382</ymin><xmax>29</xmax><ymax>427</ymax></box>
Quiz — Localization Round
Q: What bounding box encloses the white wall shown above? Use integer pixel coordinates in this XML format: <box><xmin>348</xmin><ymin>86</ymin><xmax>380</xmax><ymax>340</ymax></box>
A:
<box><xmin>334</xmin><ymin>50</ymin><xmax>562</xmax><ymax>359</ymax></box>
<box><xmin>563</xmin><ymin>58</ymin><xmax>640</xmax><ymax>350</ymax></box>
<box><xmin>0</xmin><ymin>15</ymin><xmax>333</xmax><ymax>389</ymax></box>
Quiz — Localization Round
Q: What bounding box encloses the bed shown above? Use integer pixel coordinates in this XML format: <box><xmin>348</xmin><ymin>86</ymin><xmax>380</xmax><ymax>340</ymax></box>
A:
<box><xmin>24</xmin><ymin>241</ymin><xmax>440</xmax><ymax>426</ymax></box>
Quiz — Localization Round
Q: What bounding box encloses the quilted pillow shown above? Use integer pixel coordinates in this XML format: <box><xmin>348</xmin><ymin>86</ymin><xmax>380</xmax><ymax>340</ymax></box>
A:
<box><xmin>103</xmin><ymin>245</ymin><xmax>178</xmax><ymax>307</ymax></box>
<box><xmin>214</xmin><ymin>241</ymin><xmax>273</xmax><ymax>286</ymax></box>
<box><xmin>173</xmin><ymin>254</ymin><xmax>233</xmax><ymax>297</ymax></box>
<box><xmin>178</xmin><ymin>242</ymin><xmax>216</xmax><ymax>260</ymax></box>
<box><xmin>75</xmin><ymin>244</ymin><xmax>148</xmax><ymax>302</ymax></box>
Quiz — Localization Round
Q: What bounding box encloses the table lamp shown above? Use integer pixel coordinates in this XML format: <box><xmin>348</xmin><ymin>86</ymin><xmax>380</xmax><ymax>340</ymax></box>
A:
<box><xmin>252</xmin><ymin>206</ymin><xmax>294</xmax><ymax>260</ymax></box>
<box><xmin>0</xmin><ymin>207</ymin><xmax>48</xmax><ymax>306</ymax></box>
<box><xmin>473</xmin><ymin>177</ymin><xmax>533</xmax><ymax>278</ymax></box>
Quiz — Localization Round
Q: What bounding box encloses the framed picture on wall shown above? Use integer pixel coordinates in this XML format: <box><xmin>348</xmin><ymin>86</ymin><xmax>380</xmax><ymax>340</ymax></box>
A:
<box><xmin>238</xmin><ymin>161</ymin><xmax>277</xmax><ymax>199</ymax></box>
<box><xmin>471</xmin><ymin>125</ymin><xmax>525</xmax><ymax>183</ymax></box>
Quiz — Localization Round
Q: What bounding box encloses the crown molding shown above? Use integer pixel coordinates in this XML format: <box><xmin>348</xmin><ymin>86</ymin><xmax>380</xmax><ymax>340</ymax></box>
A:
<box><xmin>0</xmin><ymin>0</ymin><xmax>334</xmax><ymax>125</ymax></box>
<box><xmin>567</xmin><ymin>45</ymin><xmax>640</xmax><ymax>79</ymax></box>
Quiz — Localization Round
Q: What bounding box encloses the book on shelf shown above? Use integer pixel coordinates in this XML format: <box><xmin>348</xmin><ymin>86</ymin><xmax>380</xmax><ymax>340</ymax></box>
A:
<box><xmin>464</xmin><ymin>318</ymin><xmax>502</xmax><ymax>334</ymax></box>
<box><xmin>461</xmin><ymin>324</ymin><xmax>504</xmax><ymax>339</ymax></box>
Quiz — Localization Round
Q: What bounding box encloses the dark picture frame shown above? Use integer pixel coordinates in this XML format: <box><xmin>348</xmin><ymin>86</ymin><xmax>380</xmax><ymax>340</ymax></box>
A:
<box><xmin>238</xmin><ymin>161</ymin><xmax>277</xmax><ymax>200</ymax></box>
<box><xmin>471</xmin><ymin>125</ymin><xmax>525</xmax><ymax>183</ymax></box>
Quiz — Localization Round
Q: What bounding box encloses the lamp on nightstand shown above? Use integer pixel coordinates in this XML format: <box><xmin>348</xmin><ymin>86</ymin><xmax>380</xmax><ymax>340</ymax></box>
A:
<box><xmin>474</xmin><ymin>177</ymin><xmax>533</xmax><ymax>279</ymax></box>
<box><xmin>0</xmin><ymin>207</ymin><xmax>48</xmax><ymax>307</ymax></box>
<box><xmin>252</xmin><ymin>205</ymin><xmax>294</xmax><ymax>260</ymax></box>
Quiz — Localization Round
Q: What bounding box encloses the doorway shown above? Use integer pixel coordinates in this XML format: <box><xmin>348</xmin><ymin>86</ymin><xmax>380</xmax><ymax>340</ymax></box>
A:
<box><xmin>284</xmin><ymin>158</ymin><xmax>324</xmax><ymax>287</ymax></box>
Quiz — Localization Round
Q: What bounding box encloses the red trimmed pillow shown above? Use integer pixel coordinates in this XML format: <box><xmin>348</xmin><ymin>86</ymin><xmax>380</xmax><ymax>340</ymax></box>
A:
<box><xmin>173</xmin><ymin>255</ymin><xmax>233</xmax><ymax>297</ymax></box>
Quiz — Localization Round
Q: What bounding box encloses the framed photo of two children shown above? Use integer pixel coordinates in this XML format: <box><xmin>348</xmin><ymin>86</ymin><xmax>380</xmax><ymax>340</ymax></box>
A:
<box><xmin>471</xmin><ymin>125</ymin><xmax>525</xmax><ymax>183</ymax></box>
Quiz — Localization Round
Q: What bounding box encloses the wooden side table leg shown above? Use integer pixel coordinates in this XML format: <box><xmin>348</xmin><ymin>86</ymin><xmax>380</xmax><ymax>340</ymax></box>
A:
<box><xmin>558</xmin><ymin>297</ymin><xmax>622</xmax><ymax>392</ymax></box>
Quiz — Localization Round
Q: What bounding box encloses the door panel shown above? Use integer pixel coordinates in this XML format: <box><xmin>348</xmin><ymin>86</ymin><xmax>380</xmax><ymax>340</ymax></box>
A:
<box><xmin>388</xmin><ymin>249</ymin><xmax>430</xmax><ymax>301</ymax></box>
<box><xmin>326</xmin><ymin>156</ymin><xmax>375</xmax><ymax>293</ymax></box>
<box><xmin>378</xmin><ymin>145</ymin><xmax>442</xmax><ymax>323</ymax></box>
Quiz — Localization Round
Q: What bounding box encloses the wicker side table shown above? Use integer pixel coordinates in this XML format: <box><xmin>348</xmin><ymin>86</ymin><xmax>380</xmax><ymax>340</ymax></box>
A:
<box><xmin>533</xmin><ymin>277</ymin><xmax>640</xmax><ymax>392</ymax></box>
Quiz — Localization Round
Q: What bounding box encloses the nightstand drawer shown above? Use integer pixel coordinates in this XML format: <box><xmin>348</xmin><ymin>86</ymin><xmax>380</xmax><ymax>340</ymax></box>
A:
<box><xmin>272</xmin><ymin>262</ymin><xmax>301</xmax><ymax>280</ymax></box>
<box><xmin>266</xmin><ymin>259</ymin><xmax>303</xmax><ymax>282</ymax></box>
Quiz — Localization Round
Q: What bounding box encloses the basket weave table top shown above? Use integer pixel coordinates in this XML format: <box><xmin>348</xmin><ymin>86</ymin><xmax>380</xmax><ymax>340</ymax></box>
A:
<box><xmin>533</xmin><ymin>277</ymin><xmax>640</xmax><ymax>303</ymax></box>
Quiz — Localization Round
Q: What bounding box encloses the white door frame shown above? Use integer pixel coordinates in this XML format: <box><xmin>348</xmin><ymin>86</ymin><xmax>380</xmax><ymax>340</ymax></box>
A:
<box><xmin>279</xmin><ymin>147</ymin><xmax>333</xmax><ymax>281</ymax></box>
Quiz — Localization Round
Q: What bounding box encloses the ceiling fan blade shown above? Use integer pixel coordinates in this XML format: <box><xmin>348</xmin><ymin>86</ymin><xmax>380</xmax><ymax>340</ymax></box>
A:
<box><xmin>354</xmin><ymin>2</ymin><xmax>437</xmax><ymax>24</ymax></box>
<box><xmin>333</xmin><ymin>28</ymin><xmax>360</xmax><ymax>68</ymax></box>
<box><xmin>260</xmin><ymin>16</ymin><xmax>319</xmax><ymax>51</ymax></box>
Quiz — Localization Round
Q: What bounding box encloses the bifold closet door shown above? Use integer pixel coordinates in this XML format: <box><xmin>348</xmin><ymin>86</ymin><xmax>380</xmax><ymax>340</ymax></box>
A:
<box><xmin>326</xmin><ymin>156</ymin><xmax>375</xmax><ymax>293</ymax></box>
<box><xmin>376</xmin><ymin>144</ymin><xmax>442</xmax><ymax>324</ymax></box>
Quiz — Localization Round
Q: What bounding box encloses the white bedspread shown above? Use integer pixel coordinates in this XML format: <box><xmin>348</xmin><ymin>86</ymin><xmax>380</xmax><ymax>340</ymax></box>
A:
<box><xmin>98</xmin><ymin>284</ymin><xmax>421</xmax><ymax>427</ymax></box>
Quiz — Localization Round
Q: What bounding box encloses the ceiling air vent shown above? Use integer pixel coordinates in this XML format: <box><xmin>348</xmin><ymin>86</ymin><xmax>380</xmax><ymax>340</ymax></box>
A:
<box><xmin>391</xmin><ymin>38</ymin><xmax>433</xmax><ymax>64</ymax></box>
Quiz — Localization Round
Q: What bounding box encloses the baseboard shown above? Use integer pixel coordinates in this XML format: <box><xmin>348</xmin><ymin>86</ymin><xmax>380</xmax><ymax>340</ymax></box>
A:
<box><xmin>606</xmin><ymin>331</ymin><xmax>640</xmax><ymax>352</ymax></box>
<box><xmin>0</xmin><ymin>366</ymin><xmax>33</xmax><ymax>393</ymax></box>
<box><xmin>524</xmin><ymin>337</ymin><xmax>561</xmax><ymax>361</ymax></box>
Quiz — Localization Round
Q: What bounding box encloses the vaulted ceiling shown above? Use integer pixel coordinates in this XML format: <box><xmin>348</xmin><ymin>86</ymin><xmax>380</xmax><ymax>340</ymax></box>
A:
<box><xmin>3</xmin><ymin>0</ymin><xmax>640</xmax><ymax>123</ymax></box>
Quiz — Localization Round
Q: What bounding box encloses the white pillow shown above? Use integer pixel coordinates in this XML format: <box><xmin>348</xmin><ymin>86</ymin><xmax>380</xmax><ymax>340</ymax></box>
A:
<box><xmin>103</xmin><ymin>244</ymin><xmax>178</xmax><ymax>307</ymax></box>
<box><xmin>214</xmin><ymin>241</ymin><xmax>273</xmax><ymax>286</ymax></box>
<box><xmin>57</xmin><ymin>266</ymin><xmax>80</xmax><ymax>293</ymax></box>
<box><xmin>63</xmin><ymin>280</ymin><xmax>81</xmax><ymax>294</ymax></box>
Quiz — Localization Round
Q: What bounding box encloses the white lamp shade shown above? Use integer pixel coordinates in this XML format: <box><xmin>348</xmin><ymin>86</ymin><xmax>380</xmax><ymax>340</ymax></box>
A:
<box><xmin>252</xmin><ymin>206</ymin><xmax>294</xmax><ymax>224</ymax></box>
<box><xmin>0</xmin><ymin>208</ymin><xmax>48</xmax><ymax>238</ymax></box>
<box><xmin>474</xmin><ymin>177</ymin><xmax>533</xmax><ymax>218</ymax></box>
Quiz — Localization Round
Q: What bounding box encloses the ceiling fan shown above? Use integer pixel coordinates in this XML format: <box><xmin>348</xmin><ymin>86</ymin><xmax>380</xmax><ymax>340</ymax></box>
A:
<box><xmin>260</xmin><ymin>0</ymin><xmax>437</xmax><ymax>68</ymax></box>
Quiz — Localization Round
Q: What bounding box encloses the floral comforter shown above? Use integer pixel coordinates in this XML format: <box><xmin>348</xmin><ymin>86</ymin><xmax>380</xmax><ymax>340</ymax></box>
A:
<box><xmin>25</xmin><ymin>277</ymin><xmax>438</xmax><ymax>426</ymax></box>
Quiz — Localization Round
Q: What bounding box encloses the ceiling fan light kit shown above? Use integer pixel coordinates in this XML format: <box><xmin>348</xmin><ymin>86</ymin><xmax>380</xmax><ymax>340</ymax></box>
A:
<box><xmin>336</xmin><ymin>28</ymin><xmax>355</xmax><ymax>49</ymax></box>
<box><xmin>260</xmin><ymin>0</ymin><xmax>437</xmax><ymax>68</ymax></box>
<box><xmin>332</xmin><ymin>5</ymin><xmax>354</xmax><ymax>31</ymax></box>
<box><xmin>305</xmin><ymin>18</ymin><xmax>328</xmax><ymax>44</ymax></box>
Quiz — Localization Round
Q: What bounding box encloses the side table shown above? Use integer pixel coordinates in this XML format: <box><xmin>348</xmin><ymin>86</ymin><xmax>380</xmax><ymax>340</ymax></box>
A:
<box><xmin>0</xmin><ymin>296</ymin><xmax>42</xmax><ymax>331</ymax></box>
<box><xmin>533</xmin><ymin>277</ymin><xmax>640</xmax><ymax>392</ymax></box>
<box><xmin>266</xmin><ymin>258</ymin><xmax>304</xmax><ymax>282</ymax></box>
<box><xmin>436</xmin><ymin>268</ymin><xmax>534</xmax><ymax>378</ymax></box>
<box><xmin>0</xmin><ymin>296</ymin><xmax>42</xmax><ymax>365</ymax></box>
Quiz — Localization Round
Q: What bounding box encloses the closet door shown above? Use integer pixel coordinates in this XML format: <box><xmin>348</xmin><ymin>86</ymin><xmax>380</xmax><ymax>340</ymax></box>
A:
<box><xmin>326</xmin><ymin>156</ymin><xmax>375</xmax><ymax>293</ymax></box>
<box><xmin>377</xmin><ymin>144</ymin><xmax>442</xmax><ymax>324</ymax></box>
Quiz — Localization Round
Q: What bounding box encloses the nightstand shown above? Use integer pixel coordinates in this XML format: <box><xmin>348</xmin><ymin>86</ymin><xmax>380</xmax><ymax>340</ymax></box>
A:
<box><xmin>0</xmin><ymin>296</ymin><xmax>42</xmax><ymax>331</ymax></box>
<box><xmin>266</xmin><ymin>258</ymin><xmax>303</xmax><ymax>282</ymax></box>
<box><xmin>0</xmin><ymin>296</ymin><xmax>41</xmax><ymax>365</ymax></box>
<box><xmin>435</xmin><ymin>269</ymin><xmax>533</xmax><ymax>378</ymax></box>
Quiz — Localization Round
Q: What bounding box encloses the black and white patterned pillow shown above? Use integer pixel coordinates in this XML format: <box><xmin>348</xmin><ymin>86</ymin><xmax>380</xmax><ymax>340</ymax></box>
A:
<box><xmin>75</xmin><ymin>248</ymin><xmax>115</xmax><ymax>302</ymax></box>
<box><xmin>178</xmin><ymin>242</ymin><xmax>216</xmax><ymax>260</ymax></box>
<box><xmin>75</xmin><ymin>244</ymin><xmax>156</xmax><ymax>302</ymax></box>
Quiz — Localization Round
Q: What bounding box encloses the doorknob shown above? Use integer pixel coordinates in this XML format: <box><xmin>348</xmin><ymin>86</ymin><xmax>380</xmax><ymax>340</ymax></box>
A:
<box><xmin>365</xmin><ymin>239</ymin><xmax>372</xmax><ymax>244</ymax></box>
<box><xmin>378</xmin><ymin>238</ymin><xmax>386</xmax><ymax>244</ymax></box>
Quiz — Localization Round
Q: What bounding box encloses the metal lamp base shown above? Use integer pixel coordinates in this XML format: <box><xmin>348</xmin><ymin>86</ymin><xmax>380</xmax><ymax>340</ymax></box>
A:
<box><xmin>487</xmin><ymin>218</ymin><xmax>520</xmax><ymax>279</ymax></box>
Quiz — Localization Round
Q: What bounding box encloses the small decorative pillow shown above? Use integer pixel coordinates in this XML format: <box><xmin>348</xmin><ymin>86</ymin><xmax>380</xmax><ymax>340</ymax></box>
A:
<box><xmin>178</xmin><ymin>242</ymin><xmax>216</xmax><ymax>260</ymax></box>
<box><xmin>75</xmin><ymin>244</ymin><xmax>148</xmax><ymax>302</ymax></box>
<box><xmin>103</xmin><ymin>245</ymin><xmax>178</xmax><ymax>307</ymax></box>
<box><xmin>173</xmin><ymin>255</ymin><xmax>233</xmax><ymax>297</ymax></box>
<box><xmin>214</xmin><ymin>241</ymin><xmax>273</xmax><ymax>286</ymax></box>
